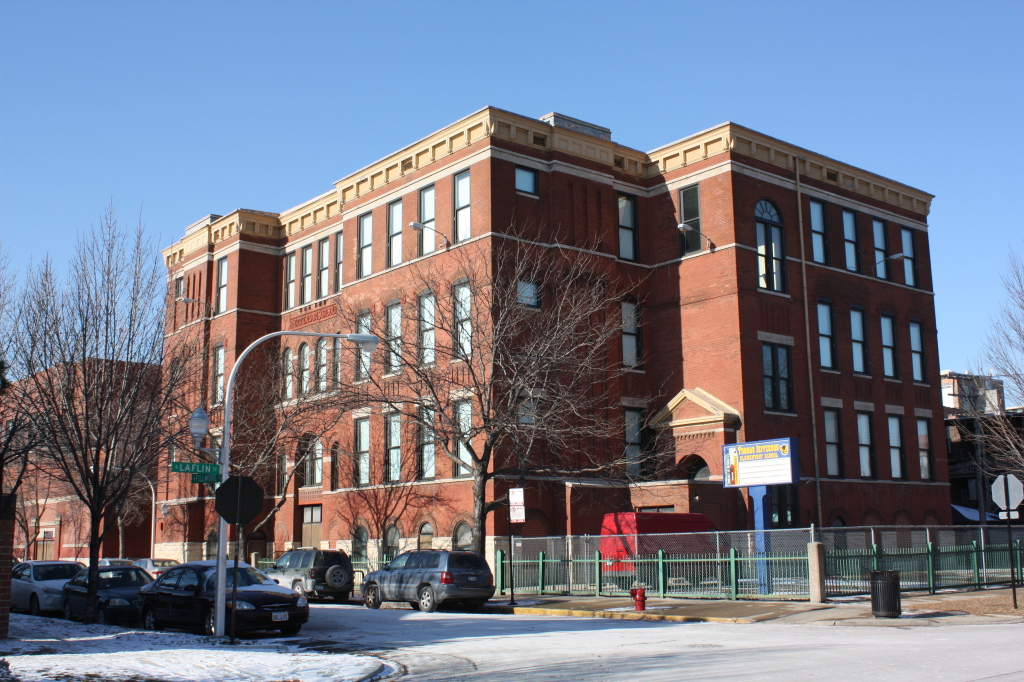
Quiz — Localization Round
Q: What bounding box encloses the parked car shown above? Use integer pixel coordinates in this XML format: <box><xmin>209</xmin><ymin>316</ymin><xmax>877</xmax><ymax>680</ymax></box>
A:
<box><xmin>62</xmin><ymin>565</ymin><xmax>153</xmax><ymax>624</ymax></box>
<box><xmin>97</xmin><ymin>559</ymin><xmax>135</xmax><ymax>567</ymax></box>
<box><xmin>361</xmin><ymin>549</ymin><xmax>494</xmax><ymax>613</ymax></box>
<box><xmin>138</xmin><ymin>560</ymin><xmax>308</xmax><ymax>636</ymax></box>
<box><xmin>11</xmin><ymin>561</ymin><xmax>85</xmax><ymax>615</ymax></box>
<box><xmin>133</xmin><ymin>558</ymin><xmax>179</xmax><ymax>578</ymax></box>
<box><xmin>264</xmin><ymin>547</ymin><xmax>354</xmax><ymax>602</ymax></box>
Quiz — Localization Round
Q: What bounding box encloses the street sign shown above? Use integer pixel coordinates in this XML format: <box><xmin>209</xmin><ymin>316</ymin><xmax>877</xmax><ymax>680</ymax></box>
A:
<box><xmin>171</xmin><ymin>461</ymin><xmax>221</xmax><ymax>475</ymax></box>
<box><xmin>722</xmin><ymin>438</ymin><xmax>796</xmax><ymax>488</ymax></box>
<box><xmin>192</xmin><ymin>473</ymin><xmax>221</xmax><ymax>484</ymax></box>
<box><xmin>991</xmin><ymin>474</ymin><xmax>1023</xmax><ymax>511</ymax></box>
<box><xmin>214</xmin><ymin>476</ymin><xmax>264</xmax><ymax>525</ymax></box>
<box><xmin>508</xmin><ymin>488</ymin><xmax>524</xmax><ymax>506</ymax></box>
<box><xmin>999</xmin><ymin>511</ymin><xmax>1020</xmax><ymax>520</ymax></box>
<box><xmin>509</xmin><ymin>487</ymin><xmax>525</xmax><ymax>524</ymax></box>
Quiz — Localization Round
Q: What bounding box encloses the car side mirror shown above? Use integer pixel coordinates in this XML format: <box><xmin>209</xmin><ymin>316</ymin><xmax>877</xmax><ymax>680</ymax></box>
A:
<box><xmin>383</xmin><ymin>563</ymin><xmax>390</xmax><ymax>571</ymax></box>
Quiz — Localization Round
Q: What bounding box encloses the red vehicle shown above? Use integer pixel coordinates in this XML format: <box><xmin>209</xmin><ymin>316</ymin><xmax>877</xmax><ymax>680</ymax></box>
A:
<box><xmin>599</xmin><ymin>513</ymin><xmax>718</xmax><ymax>589</ymax></box>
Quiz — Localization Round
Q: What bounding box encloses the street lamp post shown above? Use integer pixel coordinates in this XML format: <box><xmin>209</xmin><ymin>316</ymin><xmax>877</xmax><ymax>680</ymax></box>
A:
<box><xmin>188</xmin><ymin>330</ymin><xmax>379</xmax><ymax>639</ymax></box>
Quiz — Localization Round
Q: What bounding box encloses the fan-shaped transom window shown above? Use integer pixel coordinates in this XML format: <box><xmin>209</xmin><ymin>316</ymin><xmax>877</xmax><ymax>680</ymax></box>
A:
<box><xmin>755</xmin><ymin>200</ymin><xmax>781</xmax><ymax>224</ymax></box>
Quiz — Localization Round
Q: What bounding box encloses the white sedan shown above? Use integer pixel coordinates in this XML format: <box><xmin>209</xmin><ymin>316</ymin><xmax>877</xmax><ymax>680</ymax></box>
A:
<box><xmin>11</xmin><ymin>561</ymin><xmax>84</xmax><ymax>615</ymax></box>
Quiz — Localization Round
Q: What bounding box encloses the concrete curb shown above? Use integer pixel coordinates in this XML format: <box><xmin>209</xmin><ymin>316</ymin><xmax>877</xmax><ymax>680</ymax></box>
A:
<box><xmin>353</xmin><ymin>661</ymin><xmax>388</xmax><ymax>682</ymax></box>
<box><xmin>486</xmin><ymin>605</ymin><xmax>753</xmax><ymax>624</ymax></box>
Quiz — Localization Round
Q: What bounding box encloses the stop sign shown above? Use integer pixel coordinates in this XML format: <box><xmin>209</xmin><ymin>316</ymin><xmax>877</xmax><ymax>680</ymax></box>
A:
<box><xmin>215</xmin><ymin>476</ymin><xmax>264</xmax><ymax>525</ymax></box>
<box><xmin>991</xmin><ymin>474</ymin><xmax>1024</xmax><ymax>511</ymax></box>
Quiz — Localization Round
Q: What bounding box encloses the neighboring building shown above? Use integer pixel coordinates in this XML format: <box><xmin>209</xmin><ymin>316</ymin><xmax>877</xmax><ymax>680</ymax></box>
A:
<box><xmin>158</xmin><ymin>107</ymin><xmax>950</xmax><ymax>563</ymax></box>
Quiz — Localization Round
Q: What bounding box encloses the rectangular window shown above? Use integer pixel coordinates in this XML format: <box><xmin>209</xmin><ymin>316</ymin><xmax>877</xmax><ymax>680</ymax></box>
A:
<box><xmin>873</xmin><ymin>219</ymin><xmax>889</xmax><ymax>279</ymax></box>
<box><xmin>617</xmin><ymin>195</ymin><xmax>637</xmax><ymax>261</ymax></box>
<box><xmin>419</xmin><ymin>185</ymin><xmax>436</xmax><ymax>255</ymax></box>
<box><xmin>762</xmin><ymin>343</ymin><xmax>793</xmax><ymax>412</ymax></box>
<box><xmin>453</xmin><ymin>282</ymin><xmax>472</xmax><ymax>359</ymax></box>
<box><xmin>881</xmin><ymin>314</ymin><xmax>898</xmax><ymax>378</ymax></box>
<box><xmin>334</xmin><ymin>232</ymin><xmax>343</xmax><ymax>293</ymax></box>
<box><xmin>842</xmin><ymin>210</ymin><xmax>859</xmax><ymax>272</ymax></box>
<box><xmin>215</xmin><ymin>257</ymin><xmax>228</xmax><ymax>314</ymax></box>
<box><xmin>300</xmin><ymin>245</ymin><xmax>313</xmax><ymax>304</ymax></box>
<box><xmin>315</xmin><ymin>339</ymin><xmax>328</xmax><ymax>392</ymax></box>
<box><xmin>300</xmin><ymin>505</ymin><xmax>322</xmax><ymax>548</ymax></box>
<box><xmin>917</xmin><ymin>418</ymin><xmax>932</xmax><ymax>480</ymax></box>
<box><xmin>330</xmin><ymin>444</ymin><xmax>339</xmax><ymax>491</ymax></box>
<box><xmin>455</xmin><ymin>400</ymin><xmax>472</xmax><ymax>476</ymax></box>
<box><xmin>888</xmin><ymin>416</ymin><xmax>905</xmax><ymax>479</ymax></box>
<box><xmin>305</xmin><ymin>440</ymin><xmax>323</xmax><ymax>486</ymax></box>
<box><xmin>419</xmin><ymin>293</ymin><xmax>435</xmax><ymax>365</ymax></box>
<box><xmin>857</xmin><ymin>412</ymin><xmax>874</xmax><ymax>478</ymax></box>
<box><xmin>354</xmin><ymin>418</ymin><xmax>370</xmax><ymax>486</ymax></box>
<box><xmin>621</xmin><ymin>300</ymin><xmax>641</xmax><ymax>368</ymax></box>
<box><xmin>679</xmin><ymin>184</ymin><xmax>702</xmax><ymax>255</ymax></box>
<box><xmin>211</xmin><ymin>345</ymin><xmax>225</xmax><ymax>405</ymax></box>
<box><xmin>515</xmin><ymin>167</ymin><xmax>538</xmax><ymax>195</ymax></box>
<box><xmin>901</xmin><ymin>227</ymin><xmax>918</xmax><ymax>287</ymax></box>
<box><xmin>332</xmin><ymin>337</ymin><xmax>342</xmax><ymax>388</ymax></box>
<box><xmin>817</xmin><ymin>301</ymin><xmax>836</xmax><ymax>369</ymax></box>
<box><xmin>174</xmin><ymin>276</ymin><xmax>184</xmax><ymax>298</ymax></box>
<box><xmin>355</xmin><ymin>313</ymin><xmax>371</xmax><ymax>380</ymax></box>
<box><xmin>418</xmin><ymin>407</ymin><xmax>435</xmax><ymax>480</ymax></box>
<box><xmin>454</xmin><ymin>171</ymin><xmax>471</xmax><ymax>243</ymax></box>
<box><xmin>517</xmin><ymin>280</ymin><xmax>539</xmax><ymax>307</ymax></box>
<box><xmin>357</xmin><ymin>213</ymin><xmax>372</xmax><ymax>278</ymax></box>
<box><xmin>317</xmin><ymin>239</ymin><xmax>330</xmax><ymax>299</ymax></box>
<box><xmin>386</xmin><ymin>303</ymin><xmax>402</xmax><ymax>374</ymax></box>
<box><xmin>851</xmin><ymin>308</ymin><xmax>868</xmax><ymax>374</ymax></box>
<box><xmin>909</xmin><ymin>321</ymin><xmax>925</xmax><ymax>382</ymax></box>
<box><xmin>824</xmin><ymin>409</ymin><xmax>842</xmax><ymax>477</ymax></box>
<box><xmin>385</xmin><ymin>413</ymin><xmax>401</xmax><ymax>483</ymax></box>
<box><xmin>756</xmin><ymin>221</ymin><xmax>785</xmax><ymax>292</ymax></box>
<box><xmin>624</xmin><ymin>409</ymin><xmax>643</xmax><ymax>478</ymax></box>
<box><xmin>809</xmin><ymin>200</ymin><xmax>828</xmax><ymax>264</ymax></box>
<box><xmin>387</xmin><ymin>200</ymin><xmax>403</xmax><ymax>268</ymax></box>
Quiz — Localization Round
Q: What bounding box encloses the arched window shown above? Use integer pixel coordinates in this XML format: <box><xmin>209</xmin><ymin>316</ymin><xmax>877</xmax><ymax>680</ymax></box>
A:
<box><xmin>352</xmin><ymin>526</ymin><xmax>368</xmax><ymax>564</ymax></box>
<box><xmin>298</xmin><ymin>343</ymin><xmax>311</xmax><ymax>395</ymax></box>
<box><xmin>755</xmin><ymin>199</ymin><xmax>785</xmax><ymax>292</ymax></box>
<box><xmin>282</xmin><ymin>348</ymin><xmax>294</xmax><ymax>399</ymax></box>
<box><xmin>330</xmin><ymin>443</ymin><xmax>340</xmax><ymax>491</ymax></box>
<box><xmin>315</xmin><ymin>338</ymin><xmax>328</xmax><ymax>392</ymax></box>
<box><xmin>303</xmin><ymin>438</ymin><xmax>323</xmax><ymax>487</ymax></box>
<box><xmin>418</xmin><ymin>523</ymin><xmax>434</xmax><ymax>550</ymax></box>
<box><xmin>682</xmin><ymin>455</ymin><xmax>711</xmax><ymax>480</ymax></box>
<box><xmin>205</xmin><ymin>530</ymin><xmax>218</xmax><ymax>560</ymax></box>
<box><xmin>383</xmin><ymin>525</ymin><xmax>401</xmax><ymax>561</ymax></box>
<box><xmin>332</xmin><ymin>336</ymin><xmax>342</xmax><ymax>387</ymax></box>
<box><xmin>452</xmin><ymin>521</ymin><xmax>473</xmax><ymax>552</ymax></box>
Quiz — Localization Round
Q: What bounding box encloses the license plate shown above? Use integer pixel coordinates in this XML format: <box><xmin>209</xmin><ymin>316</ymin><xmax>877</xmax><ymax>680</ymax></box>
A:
<box><xmin>272</xmin><ymin>611</ymin><xmax>288</xmax><ymax>621</ymax></box>
<box><xmin>468</xmin><ymin>576</ymin><xmax>477</xmax><ymax>582</ymax></box>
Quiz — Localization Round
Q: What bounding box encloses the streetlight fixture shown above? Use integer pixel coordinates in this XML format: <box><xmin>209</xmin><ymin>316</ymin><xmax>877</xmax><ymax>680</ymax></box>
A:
<box><xmin>677</xmin><ymin>223</ymin><xmax>713</xmax><ymax>251</ymax></box>
<box><xmin>875</xmin><ymin>253</ymin><xmax>906</xmax><ymax>267</ymax></box>
<box><xmin>409</xmin><ymin>222</ymin><xmax>452</xmax><ymax>249</ymax></box>
<box><xmin>194</xmin><ymin>330</ymin><xmax>379</xmax><ymax>639</ymax></box>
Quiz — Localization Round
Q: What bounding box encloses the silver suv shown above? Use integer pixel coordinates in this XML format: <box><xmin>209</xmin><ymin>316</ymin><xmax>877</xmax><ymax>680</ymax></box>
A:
<box><xmin>361</xmin><ymin>550</ymin><xmax>494</xmax><ymax>612</ymax></box>
<box><xmin>265</xmin><ymin>548</ymin><xmax>354</xmax><ymax>602</ymax></box>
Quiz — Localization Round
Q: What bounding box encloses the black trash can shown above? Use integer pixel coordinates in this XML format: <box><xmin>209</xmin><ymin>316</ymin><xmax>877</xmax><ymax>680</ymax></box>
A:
<box><xmin>870</xmin><ymin>570</ymin><xmax>901</xmax><ymax>618</ymax></box>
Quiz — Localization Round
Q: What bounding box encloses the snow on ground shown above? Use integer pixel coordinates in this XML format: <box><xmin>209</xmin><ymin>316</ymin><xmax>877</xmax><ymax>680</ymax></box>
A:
<box><xmin>0</xmin><ymin>614</ymin><xmax>388</xmax><ymax>682</ymax></box>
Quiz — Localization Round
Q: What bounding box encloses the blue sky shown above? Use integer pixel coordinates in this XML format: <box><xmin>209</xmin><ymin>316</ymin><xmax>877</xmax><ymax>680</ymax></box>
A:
<box><xmin>2</xmin><ymin>1</ymin><xmax>1021</xmax><ymax>372</ymax></box>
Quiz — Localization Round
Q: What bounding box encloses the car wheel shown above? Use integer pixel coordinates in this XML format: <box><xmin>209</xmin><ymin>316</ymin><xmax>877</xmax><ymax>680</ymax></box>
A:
<box><xmin>408</xmin><ymin>601</ymin><xmax>421</xmax><ymax>611</ymax></box>
<box><xmin>324</xmin><ymin>565</ymin><xmax>350</xmax><ymax>590</ymax></box>
<box><xmin>363</xmin><ymin>584</ymin><xmax>382</xmax><ymax>609</ymax></box>
<box><xmin>29</xmin><ymin>594</ymin><xmax>41</xmax><ymax>617</ymax></box>
<box><xmin>202</xmin><ymin>609</ymin><xmax>216</xmax><ymax>637</ymax></box>
<box><xmin>143</xmin><ymin>607</ymin><xmax>163</xmax><ymax>631</ymax></box>
<box><xmin>291</xmin><ymin>580</ymin><xmax>307</xmax><ymax>598</ymax></box>
<box><xmin>63</xmin><ymin>600</ymin><xmax>75</xmax><ymax>621</ymax></box>
<box><xmin>418</xmin><ymin>586</ymin><xmax>438</xmax><ymax>613</ymax></box>
<box><xmin>279</xmin><ymin>624</ymin><xmax>301</xmax><ymax>636</ymax></box>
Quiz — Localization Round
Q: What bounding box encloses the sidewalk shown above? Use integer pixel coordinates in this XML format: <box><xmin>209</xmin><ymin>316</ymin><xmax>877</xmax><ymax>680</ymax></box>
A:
<box><xmin>484</xmin><ymin>587</ymin><xmax>1024</xmax><ymax>627</ymax></box>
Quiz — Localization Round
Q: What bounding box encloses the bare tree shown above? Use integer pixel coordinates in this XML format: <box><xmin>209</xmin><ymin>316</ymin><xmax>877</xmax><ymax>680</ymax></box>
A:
<box><xmin>12</xmin><ymin>463</ymin><xmax>55</xmax><ymax>561</ymax></box>
<box><xmin>6</xmin><ymin>208</ymin><xmax>201</xmax><ymax>621</ymax></box>
<box><xmin>1</xmin><ymin>240</ymin><xmax>37</xmax><ymax>504</ymax></box>
<box><xmin>341</xmin><ymin>235</ymin><xmax>654</xmax><ymax>554</ymax></box>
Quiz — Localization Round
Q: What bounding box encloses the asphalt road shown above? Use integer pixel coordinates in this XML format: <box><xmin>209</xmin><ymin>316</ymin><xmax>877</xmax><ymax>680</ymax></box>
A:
<box><xmin>298</xmin><ymin>602</ymin><xmax>1024</xmax><ymax>681</ymax></box>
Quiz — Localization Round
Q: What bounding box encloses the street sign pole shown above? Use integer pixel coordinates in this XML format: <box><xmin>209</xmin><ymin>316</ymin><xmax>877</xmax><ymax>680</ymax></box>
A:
<box><xmin>1003</xmin><ymin>475</ymin><xmax>1018</xmax><ymax>609</ymax></box>
<box><xmin>507</xmin><ymin>501</ymin><xmax>516</xmax><ymax>607</ymax></box>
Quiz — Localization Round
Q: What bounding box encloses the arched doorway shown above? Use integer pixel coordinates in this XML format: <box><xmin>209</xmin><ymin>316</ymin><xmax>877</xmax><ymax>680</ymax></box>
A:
<box><xmin>383</xmin><ymin>525</ymin><xmax>401</xmax><ymax>561</ymax></box>
<box><xmin>247</xmin><ymin>530</ymin><xmax>267</xmax><ymax>562</ymax></box>
<box><xmin>352</xmin><ymin>526</ymin><xmax>368</xmax><ymax>566</ymax></box>
<box><xmin>418</xmin><ymin>523</ymin><xmax>434</xmax><ymax>550</ymax></box>
<box><xmin>452</xmin><ymin>522</ymin><xmax>473</xmax><ymax>551</ymax></box>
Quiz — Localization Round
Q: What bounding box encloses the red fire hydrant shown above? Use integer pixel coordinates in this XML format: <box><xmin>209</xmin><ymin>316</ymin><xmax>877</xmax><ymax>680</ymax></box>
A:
<box><xmin>629</xmin><ymin>587</ymin><xmax>647</xmax><ymax>611</ymax></box>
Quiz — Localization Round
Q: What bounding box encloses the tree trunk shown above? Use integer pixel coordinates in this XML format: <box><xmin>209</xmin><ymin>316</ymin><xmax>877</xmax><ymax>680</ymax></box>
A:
<box><xmin>85</xmin><ymin>514</ymin><xmax>102</xmax><ymax>623</ymax></box>
<box><xmin>471</xmin><ymin>463</ymin><xmax>488</xmax><ymax>556</ymax></box>
<box><xmin>118</xmin><ymin>517</ymin><xmax>125</xmax><ymax>559</ymax></box>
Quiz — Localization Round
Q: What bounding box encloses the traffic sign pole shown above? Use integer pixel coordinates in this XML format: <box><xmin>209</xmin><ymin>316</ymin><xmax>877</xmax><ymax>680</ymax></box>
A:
<box><xmin>1004</xmin><ymin>475</ymin><xmax>1018</xmax><ymax>609</ymax></box>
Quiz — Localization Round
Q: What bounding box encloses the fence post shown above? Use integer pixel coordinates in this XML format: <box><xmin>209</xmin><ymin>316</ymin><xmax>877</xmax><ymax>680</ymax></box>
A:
<box><xmin>594</xmin><ymin>550</ymin><xmax>602</xmax><ymax>597</ymax></box>
<box><xmin>729</xmin><ymin>547</ymin><xmax>738</xmax><ymax>600</ymax></box>
<box><xmin>808</xmin><ymin>542</ymin><xmax>826</xmax><ymax>603</ymax></box>
<box><xmin>657</xmin><ymin>549</ymin><xmax>666</xmax><ymax>598</ymax></box>
<box><xmin>972</xmin><ymin>541</ymin><xmax>980</xmax><ymax>589</ymax></box>
<box><xmin>496</xmin><ymin>549</ymin><xmax>505</xmax><ymax>595</ymax></box>
<box><xmin>872</xmin><ymin>542</ymin><xmax>881</xmax><ymax>571</ymax></box>
<box><xmin>927</xmin><ymin>541</ymin><xmax>936</xmax><ymax>594</ymax></box>
<box><xmin>538</xmin><ymin>551</ymin><xmax>546</xmax><ymax>594</ymax></box>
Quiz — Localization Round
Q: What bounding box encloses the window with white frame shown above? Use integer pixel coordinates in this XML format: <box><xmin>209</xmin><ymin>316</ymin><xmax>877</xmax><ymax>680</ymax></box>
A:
<box><xmin>386</xmin><ymin>303</ymin><xmax>402</xmax><ymax>374</ymax></box>
<box><xmin>901</xmin><ymin>227</ymin><xmax>918</xmax><ymax>287</ymax></box>
<box><xmin>215</xmin><ymin>257</ymin><xmax>228</xmax><ymax>314</ymax></box>
<box><xmin>212</xmin><ymin>344</ymin><xmax>225</xmax><ymax>404</ymax></box>
<box><xmin>300</xmin><ymin>245</ymin><xmax>313</xmax><ymax>304</ymax></box>
<box><xmin>387</xmin><ymin>200</ymin><xmax>403</xmax><ymax>268</ymax></box>
<box><xmin>334</xmin><ymin>232</ymin><xmax>343</xmax><ymax>292</ymax></box>
<box><xmin>419</xmin><ymin>292</ymin><xmax>435</xmax><ymax>365</ymax></box>
<box><xmin>809</xmin><ymin>200</ymin><xmax>828</xmax><ymax>264</ymax></box>
<box><xmin>624</xmin><ymin>409</ymin><xmax>643</xmax><ymax>478</ymax></box>
<box><xmin>851</xmin><ymin>308</ymin><xmax>868</xmax><ymax>374</ymax></box>
<box><xmin>515</xmin><ymin>167</ymin><xmax>538</xmax><ymax>195</ymax></box>
<box><xmin>304</xmin><ymin>439</ymin><xmax>323</xmax><ymax>487</ymax></box>
<box><xmin>282</xmin><ymin>347</ymin><xmax>294</xmax><ymax>399</ymax></box>
<box><xmin>618</xmin><ymin>194</ymin><xmax>637</xmax><ymax>261</ymax></box>
<box><xmin>355</xmin><ymin>313</ymin><xmax>371</xmax><ymax>380</ymax></box>
<box><xmin>357</xmin><ymin>213</ymin><xmax>372</xmax><ymax>278</ymax></box>
<box><xmin>755</xmin><ymin>200</ymin><xmax>785</xmax><ymax>292</ymax></box>
<box><xmin>454</xmin><ymin>171</ymin><xmax>471</xmax><ymax>243</ymax></box>
<box><xmin>818</xmin><ymin>301</ymin><xmax>836</xmax><ymax>369</ymax></box>
<box><xmin>284</xmin><ymin>253</ymin><xmax>297</xmax><ymax>310</ymax></box>
<box><xmin>880</xmin><ymin>314</ymin><xmax>898</xmax><ymax>378</ymax></box>
<box><xmin>679</xmin><ymin>184</ymin><xmax>702</xmax><ymax>255</ymax></box>
<box><xmin>842</xmin><ymin>210</ymin><xmax>859</xmax><ymax>272</ymax></box>
<box><xmin>909</xmin><ymin>321</ymin><xmax>926</xmax><ymax>382</ymax></box>
<box><xmin>385</xmin><ymin>412</ymin><xmax>401</xmax><ymax>483</ymax></box>
<box><xmin>418</xmin><ymin>406</ymin><xmax>436</xmax><ymax>480</ymax></box>
<box><xmin>317</xmin><ymin>238</ymin><xmax>330</xmax><ymax>299</ymax></box>
<box><xmin>824</xmin><ymin>409</ymin><xmax>842</xmax><ymax>477</ymax></box>
<box><xmin>857</xmin><ymin>412</ymin><xmax>874</xmax><ymax>478</ymax></box>
<box><xmin>762</xmin><ymin>343</ymin><xmax>793</xmax><ymax>412</ymax></box>
<box><xmin>298</xmin><ymin>343</ymin><xmax>311</xmax><ymax>395</ymax></box>
<box><xmin>887</xmin><ymin>416</ymin><xmax>905</xmax><ymax>479</ymax></box>
<box><xmin>331</xmin><ymin>336</ymin><xmax>342</xmax><ymax>387</ymax></box>
<box><xmin>455</xmin><ymin>400</ymin><xmax>472</xmax><ymax>476</ymax></box>
<box><xmin>917</xmin><ymin>419</ymin><xmax>932</xmax><ymax>480</ymax></box>
<box><xmin>517</xmin><ymin>280</ymin><xmax>540</xmax><ymax>307</ymax></box>
<box><xmin>872</xmin><ymin>219</ymin><xmax>889</xmax><ymax>279</ymax></box>
<box><xmin>453</xmin><ymin>282</ymin><xmax>472</xmax><ymax>359</ymax></box>
<box><xmin>315</xmin><ymin>338</ymin><xmax>328</xmax><ymax>391</ymax></box>
<box><xmin>354</xmin><ymin>417</ymin><xmax>370</xmax><ymax>486</ymax></box>
<box><xmin>419</xmin><ymin>185</ymin><xmax>436</xmax><ymax>255</ymax></box>
<box><xmin>621</xmin><ymin>300</ymin><xmax>641</xmax><ymax>368</ymax></box>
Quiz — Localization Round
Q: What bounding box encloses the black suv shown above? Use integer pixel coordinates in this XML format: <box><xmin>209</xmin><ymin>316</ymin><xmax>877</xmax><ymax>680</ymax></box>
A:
<box><xmin>265</xmin><ymin>548</ymin><xmax>354</xmax><ymax>602</ymax></box>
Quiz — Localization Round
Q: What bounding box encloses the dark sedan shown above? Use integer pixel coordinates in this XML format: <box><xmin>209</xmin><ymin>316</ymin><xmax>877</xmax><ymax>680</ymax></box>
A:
<box><xmin>138</xmin><ymin>560</ymin><xmax>308</xmax><ymax>636</ymax></box>
<box><xmin>62</xmin><ymin>566</ymin><xmax>153</xmax><ymax>624</ymax></box>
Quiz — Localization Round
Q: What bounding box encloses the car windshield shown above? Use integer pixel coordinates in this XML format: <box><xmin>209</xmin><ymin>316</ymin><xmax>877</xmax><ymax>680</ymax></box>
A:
<box><xmin>203</xmin><ymin>566</ymin><xmax>266</xmax><ymax>591</ymax></box>
<box><xmin>102</xmin><ymin>559</ymin><xmax>134</xmax><ymax>565</ymax></box>
<box><xmin>98</xmin><ymin>569</ymin><xmax>153</xmax><ymax>589</ymax></box>
<box><xmin>33</xmin><ymin>564</ymin><xmax>82</xmax><ymax>581</ymax></box>
<box><xmin>449</xmin><ymin>554</ymin><xmax>488</xmax><ymax>570</ymax></box>
<box><xmin>152</xmin><ymin>559</ymin><xmax>178</xmax><ymax>568</ymax></box>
